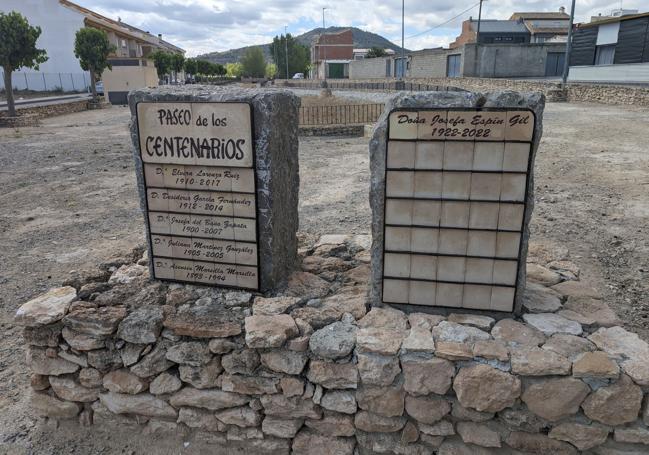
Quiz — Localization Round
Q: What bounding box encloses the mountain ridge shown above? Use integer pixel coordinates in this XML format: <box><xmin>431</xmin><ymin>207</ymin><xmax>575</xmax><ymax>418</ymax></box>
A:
<box><xmin>197</xmin><ymin>26</ymin><xmax>408</xmax><ymax>65</ymax></box>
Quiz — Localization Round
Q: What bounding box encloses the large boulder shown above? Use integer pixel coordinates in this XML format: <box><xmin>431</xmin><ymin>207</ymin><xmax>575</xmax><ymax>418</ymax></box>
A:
<box><xmin>15</xmin><ymin>287</ymin><xmax>76</xmax><ymax>327</ymax></box>
<box><xmin>117</xmin><ymin>306</ymin><xmax>165</xmax><ymax>344</ymax></box>
<box><xmin>99</xmin><ymin>392</ymin><xmax>177</xmax><ymax>418</ymax></box>
<box><xmin>521</xmin><ymin>377</ymin><xmax>590</xmax><ymax>421</ymax></box>
<box><xmin>453</xmin><ymin>364</ymin><xmax>520</xmax><ymax>413</ymax></box>
<box><xmin>581</xmin><ymin>374</ymin><xmax>643</xmax><ymax>425</ymax></box>
<box><xmin>309</xmin><ymin>321</ymin><xmax>357</xmax><ymax>359</ymax></box>
<box><xmin>163</xmin><ymin>300</ymin><xmax>243</xmax><ymax>338</ymax></box>
<box><xmin>245</xmin><ymin>314</ymin><xmax>299</xmax><ymax>348</ymax></box>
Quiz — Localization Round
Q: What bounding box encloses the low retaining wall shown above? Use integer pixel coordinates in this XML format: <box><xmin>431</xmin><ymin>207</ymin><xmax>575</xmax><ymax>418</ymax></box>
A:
<box><xmin>279</xmin><ymin>78</ymin><xmax>649</xmax><ymax>107</ymax></box>
<box><xmin>15</xmin><ymin>236</ymin><xmax>649</xmax><ymax>454</ymax></box>
<box><xmin>299</xmin><ymin>125</ymin><xmax>365</xmax><ymax>137</ymax></box>
<box><xmin>0</xmin><ymin>99</ymin><xmax>93</xmax><ymax>127</ymax></box>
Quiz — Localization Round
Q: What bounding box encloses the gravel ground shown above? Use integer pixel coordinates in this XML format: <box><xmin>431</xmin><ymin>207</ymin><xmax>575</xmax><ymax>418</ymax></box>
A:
<box><xmin>0</xmin><ymin>98</ymin><xmax>648</xmax><ymax>453</ymax></box>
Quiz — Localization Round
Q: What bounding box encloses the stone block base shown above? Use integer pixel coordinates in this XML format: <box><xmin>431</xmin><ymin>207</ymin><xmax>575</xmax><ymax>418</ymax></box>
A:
<box><xmin>15</xmin><ymin>236</ymin><xmax>649</xmax><ymax>454</ymax></box>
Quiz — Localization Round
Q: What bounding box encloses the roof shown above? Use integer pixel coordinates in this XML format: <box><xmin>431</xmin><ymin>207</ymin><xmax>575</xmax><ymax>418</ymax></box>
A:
<box><xmin>527</xmin><ymin>26</ymin><xmax>569</xmax><ymax>34</ymax></box>
<box><xmin>59</xmin><ymin>0</ymin><xmax>184</xmax><ymax>53</ymax></box>
<box><xmin>579</xmin><ymin>11</ymin><xmax>649</xmax><ymax>28</ymax></box>
<box><xmin>510</xmin><ymin>12</ymin><xmax>570</xmax><ymax>20</ymax></box>
<box><xmin>469</xmin><ymin>20</ymin><xmax>529</xmax><ymax>34</ymax></box>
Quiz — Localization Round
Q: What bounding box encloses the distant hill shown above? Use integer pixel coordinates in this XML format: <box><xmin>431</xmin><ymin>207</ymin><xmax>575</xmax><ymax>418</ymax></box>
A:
<box><xmin>197</xmin><ymin>26</ymin><xmax>407</xmax><ymax>65</ymax></box>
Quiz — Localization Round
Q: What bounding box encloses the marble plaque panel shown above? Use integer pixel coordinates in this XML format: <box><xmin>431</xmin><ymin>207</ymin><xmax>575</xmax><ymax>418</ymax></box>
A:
<box><xmin>137</xmin><ymin>102</ymin><xmax>253</xmax><ymax>167</ymax></box>
<box><xmin>144</xmin><ymin>163</ymin><xmax>255</xmax><ymax>193</ymax></box>
<box><xmin>382</xmin><ymin>108</ymin><xmax>535</xmax><ymax>312</ymax></box>
<box><xmin>136</xmin><ymin>101</ymin><xmax>260</xmax><ymax>290</ymax></box>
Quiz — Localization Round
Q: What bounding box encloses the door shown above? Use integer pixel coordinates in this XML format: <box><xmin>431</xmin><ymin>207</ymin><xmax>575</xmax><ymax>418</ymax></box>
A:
<box><xmin>328</xmin><ymin>63</ymin><xmax>345</xmax><ymax>79</ymax></box>
<box><xmin>545</xmin><ymin>52</ymin><xmax>565</xmax><ymax>77</ymax></box>
<box><xmin>446</xmin><ymin>54</ymin><xmax>461</xmax><ymax>77</ymax></box>
<box><xmin>385</xmin><ymin>59</ymin><xmax>392</xmax><ymax>77</ymax></box>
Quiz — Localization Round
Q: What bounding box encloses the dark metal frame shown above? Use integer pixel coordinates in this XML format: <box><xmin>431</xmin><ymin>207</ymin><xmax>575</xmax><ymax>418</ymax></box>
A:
<box><xmin>135</xmin><ymin>101</ymin><xmax>261</xmax><ymax>291</ymax></box>
<box><xmin>382</xmin><ymin>106</ymin><xmax>536</xmax><ymax>312</ymax></box>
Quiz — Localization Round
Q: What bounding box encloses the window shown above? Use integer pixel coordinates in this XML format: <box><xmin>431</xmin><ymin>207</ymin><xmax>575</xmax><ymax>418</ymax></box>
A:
<box><xmin>595</xmin><ymin>45</ymin><xmax>615</xmax><ymax>65</ymax></box>
<box><xmin>121</xmin><ymin>39</ymin><xmax>127</xmax><ymax>48</ymax></box>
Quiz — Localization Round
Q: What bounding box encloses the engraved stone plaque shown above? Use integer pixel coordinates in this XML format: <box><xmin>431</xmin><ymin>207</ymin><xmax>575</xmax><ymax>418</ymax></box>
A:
<box><xmin>372</xmin><ymin>96</ymin><xmax>542</xmax><ymax>314</ymax></box>
<box><xmin>135</xmin><ymin>102</ymin><xmax>259</xmax><ymax>290</ymax></box>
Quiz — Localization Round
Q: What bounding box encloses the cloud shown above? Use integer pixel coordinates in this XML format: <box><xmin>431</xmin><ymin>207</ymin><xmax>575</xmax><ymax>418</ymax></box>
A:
<box><xmin>78</xmin><ymin>0</ymin><xmax>647</xmax><ymax>56</ymax></box>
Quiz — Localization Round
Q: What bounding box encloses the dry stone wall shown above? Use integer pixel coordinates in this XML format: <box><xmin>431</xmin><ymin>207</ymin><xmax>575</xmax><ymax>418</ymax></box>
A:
<box><xmin>15</xmin><ymin>235</ymin><xmax>649</xmax><ymax>454</ymax></box>
<box><xmin>279</xmin><ymin>77</ymin><xmax>649</xmax><ymax>107</ymax></box>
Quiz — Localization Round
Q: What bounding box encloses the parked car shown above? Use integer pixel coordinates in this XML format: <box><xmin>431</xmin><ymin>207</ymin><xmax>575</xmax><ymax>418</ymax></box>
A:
<box><xmin>292</xmin><ymin>73</ymin><xmax>305</xmax><ymax>79</ymax></box>
<box><xmin>95</xmin><ymin>81</ymin><xmax>104</xmax><ymax>96</ymax></box>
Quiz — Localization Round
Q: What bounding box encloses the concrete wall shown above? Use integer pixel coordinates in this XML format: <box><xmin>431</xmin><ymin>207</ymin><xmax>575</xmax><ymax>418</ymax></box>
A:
<box><xmin>409</xmin><ymin>48</ymin><xmax>463</xmax><ymax>78</ymax></box>
<box><xmin>101</xmin><ymin>64</ymin><xmax>158</xmax><ymax>104</ymax></box>
<box><xmin>463</xmin><ymin>43</ymin><xmax>566</xmax><ymax>78</ymax></box>
<box><xmin>568</xmin><ymin>62</ymin><xmax>649</xmax><ymax>83</ymax></box>
<box><xmin>349</xmin><ymin>57</ymin><xmax>390</xmax><ymax>79</ymax></box>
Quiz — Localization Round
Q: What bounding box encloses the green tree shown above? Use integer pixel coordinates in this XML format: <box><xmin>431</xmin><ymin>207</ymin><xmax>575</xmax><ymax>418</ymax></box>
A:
<box><xmin>74</xmin><ymin>27</ymin><xmax>115</xmax><ymax>102</ymax></box>
<box><xmin>0</xmin><ymin>11</ymin><xmax>48</xmax><ymax>117</ymax></box>
<box><xmin>366</xmin><ymin>47</ymin><xmax>388</xmax><ymax>58</ymax></box>
<box><xmin>195</xmin><ymin>59</ymin><xmax>211</xmax><ymax>75</ymax></box>
<box><xmin>240</xmin><ymin>47</ymin><xmax>266</xmax><ymax>78</ymax></box>
<box><xmin>215</xmin><ymin>63</ymin><xmax>226</xmax><ymax>76</ymax></box>
<box><xmin>226</xmin><ymin>62</ymin><xmax>243</xmax><ymax>78</ymax></box>
<box><xmin>183</xmin><ymin>58</ymin><xmax>197</xmax><ymax>77</ymax></box>
<box><xmin>150</xmin><ymin>50</ymin><xmax>172</xmax><ymax>83</ymax></box>
<box><xmin>265</xmin><ymin>63</ymin><xmax>277</xmax><ymax>79</ymax></box>
<box><xmin>170</xmin><ymin>53</ymin><xmax>185</xmax><ymax>83</ymax></box>
<box><xmin>269</xmin><ymin>34</ymin><xmax>310</xmax><ymax>79</ymax></box>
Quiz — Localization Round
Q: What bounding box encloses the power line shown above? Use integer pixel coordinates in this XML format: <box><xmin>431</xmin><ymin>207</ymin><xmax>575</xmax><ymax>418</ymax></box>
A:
<box><xmin>406</xmin><ymin>2</ymin><xmax>481</xmax><ymax>39</ymax></box>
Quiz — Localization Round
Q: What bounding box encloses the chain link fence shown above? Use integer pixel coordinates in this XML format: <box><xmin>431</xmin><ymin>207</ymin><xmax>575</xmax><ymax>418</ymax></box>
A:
<box><xmin>0</xmin><ymin>71</ymin><xmax>91</xmax><ymax>93</ymax></box>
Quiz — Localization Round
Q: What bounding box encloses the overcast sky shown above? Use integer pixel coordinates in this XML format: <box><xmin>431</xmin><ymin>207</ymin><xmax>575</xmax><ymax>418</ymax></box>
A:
<box><xmin>82</xmin><ymin>0</ymin><xmax>646</xmax><ymax>56</ymax></box>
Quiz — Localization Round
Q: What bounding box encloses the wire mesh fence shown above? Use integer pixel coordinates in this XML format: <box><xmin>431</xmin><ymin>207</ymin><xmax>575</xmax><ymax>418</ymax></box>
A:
<box><xmin>0</xmin><ymin>71</ymin><xmax>91</xmax><ymax>93</ymax></box>
<box><xmin>299</xmin><ymin>103</ymin><xmax>384</xmax><ymax>126</ymax></box>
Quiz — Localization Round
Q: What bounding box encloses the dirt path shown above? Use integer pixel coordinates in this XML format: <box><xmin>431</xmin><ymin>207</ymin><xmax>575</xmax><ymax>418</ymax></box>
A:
<box><xmin>0</xmin><ymin>100</ymin><xmax>648</xmax><ymax>453</ymax></box>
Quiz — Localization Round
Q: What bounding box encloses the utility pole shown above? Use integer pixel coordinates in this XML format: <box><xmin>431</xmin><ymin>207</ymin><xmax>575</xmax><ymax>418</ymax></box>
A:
<box><xmin>322</xmin><ymin>7</ymin><xmax>327</xmax><ymax>80</ymax></box>
<box><xmin>474</xmin><ymin>0</ymin><xmax>486</xmax><ymax>77</ymax></box>
<box><xmin>476</xmin><ymin>0</ymin><xmax>484</xmax><ymax>44</ymax></box>
<box><xmin>561</xmin><ymin>0</ymin><xmax>576</xmax><ymax>85</ymax></box>
<box><xmin>401</xmin><ymin>0</ymin><xmax>405</xmax><ymax>79</ymax></box>
<box><xmin>284</xmin><ymin>26</ymin><xmax>289</xmax><ymax>79</ymax></box>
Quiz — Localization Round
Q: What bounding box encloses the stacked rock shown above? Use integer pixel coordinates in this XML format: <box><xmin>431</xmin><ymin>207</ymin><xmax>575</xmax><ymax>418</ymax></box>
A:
<box><xmin>15</xmin><ymin>236</ymin><xmax>649</xmax><ymax>454</ymax></box>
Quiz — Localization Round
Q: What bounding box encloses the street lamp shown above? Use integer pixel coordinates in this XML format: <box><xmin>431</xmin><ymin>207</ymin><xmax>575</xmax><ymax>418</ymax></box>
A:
<box><xmin>284</xmin><ymin>25</ymin><xmax>289</xmax><ymax>79</ymax></box>
<box><xmin>561</xmin><ymin>0</ymin><xmax>576</xmax><ymax>85</ymax></box>
<box><xmin>322</xmin><ymin>7</ymin><xmax>327</xmax><ymax>80</ymax></box>
<box><xmin>400</xmin><ymin>0</ymin><xmax>405</xmax><ymax>80</ymax></box>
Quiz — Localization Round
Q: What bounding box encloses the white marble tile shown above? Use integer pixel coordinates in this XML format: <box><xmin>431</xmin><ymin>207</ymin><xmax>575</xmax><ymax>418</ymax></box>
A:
<box><xmin>384</xmin><ymin>253</ymin><xmax>412</xmax><ymax>278</ymax></box>
<box><xmin>473</xmin><ymin>142</ymin><xmax>504</xmax><ymax>171</ymax></box>
<box><xmin>385</xmin><ymin>226</ymin><xmax>411</xmax><ymax>251</ymax></box>
<box><xmin>383</xmin><ymin>279</ymin><xmax>410</xmax><ymax>303</ymax></box>
<box><xmin>386</xmin><ymin>199</ymin><xmax>413</xmax><ymax>225</ymax></box>
<box><xmin>441</xmin><ymin>201</ymin><xmax>470</xmax><ymax>228</ymax></box>
<box><xmin>387</xmin><ymin>141</ymin><xmax>416</xmax><ymax>169</ymax></box>
<box><xmin>386</xmin><ymin>171</ymin><xmax>415</xmax><ymax>197</ymax></box>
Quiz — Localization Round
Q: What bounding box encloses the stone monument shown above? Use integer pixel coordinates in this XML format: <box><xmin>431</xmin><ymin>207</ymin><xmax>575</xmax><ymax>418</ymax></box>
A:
<box><xmin>128</xmin><ymin>86</ymin><xmax>300</xmax><ymax>291</ymax></box>
<box><xmin>370</xmin><ymin>91</ymin><xmax>545</xmax><ymax>313</ymax></box>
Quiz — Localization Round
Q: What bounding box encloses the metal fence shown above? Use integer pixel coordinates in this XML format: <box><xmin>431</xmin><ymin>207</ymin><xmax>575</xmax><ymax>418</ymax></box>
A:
<box><xmin>0</xmin><ymin>71</ymin><xmax>90</xmax><ymax>93</ymax></box>
<box><xmin>299</xmin><ymin>103</ymin><xmax>384</xmax><ymax>126</ymax></box>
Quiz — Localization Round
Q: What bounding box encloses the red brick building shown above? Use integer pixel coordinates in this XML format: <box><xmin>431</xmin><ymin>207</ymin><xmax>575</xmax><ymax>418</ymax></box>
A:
<box><xmin>311</xmin><ymin>29</ymin><xmax>354</xmax><ymax>79</ymax></box>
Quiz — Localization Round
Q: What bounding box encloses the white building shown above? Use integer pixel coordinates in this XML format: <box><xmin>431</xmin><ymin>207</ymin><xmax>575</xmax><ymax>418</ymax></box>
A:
<box><xmin>1</xmin><ymin>0</ymin><xmax>89</xmax><ymax>91</ymax></box>
<box><xmin>1</xmin><ymin>0</ymin><xmax>184</xmax><ymax>101</ymax></box>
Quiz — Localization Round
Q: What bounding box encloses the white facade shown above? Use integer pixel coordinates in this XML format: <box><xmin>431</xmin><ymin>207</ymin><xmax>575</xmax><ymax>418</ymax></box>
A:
<box><xmin>1</xmin><ymin>0</ymin><xmax>90</xmax><ymax>91</ymax></box>
<box><xmin>568</xmin><ymin>62</ymin><xmax>649</xmax><ymax>83</ymax></box>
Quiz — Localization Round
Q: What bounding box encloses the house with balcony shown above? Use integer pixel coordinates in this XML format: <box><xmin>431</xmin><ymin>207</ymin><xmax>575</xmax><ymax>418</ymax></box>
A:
<box><xmin>0</xmin><ymin>0</ymin><xmax>184</xmax><ymax>103</ymax></box>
